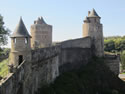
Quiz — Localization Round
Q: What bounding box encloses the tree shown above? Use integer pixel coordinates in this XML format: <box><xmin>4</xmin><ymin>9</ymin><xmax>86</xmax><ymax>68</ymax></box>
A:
<box><xmin>120</xmin><ymin>50</ymin><xmax>125</xmax><ymax>72</ymax></box>
<box><xmin>0</xmin><ymin>15</ymin><xmax>10</xmax><ymax>47</ymax></box>
<box><xmin>104</xmin><ymin>39</ymin><xmax>115</xmax><ymax>52</ymax></box>
<box><xmin>115</xmin><ymin>38</ymin><xmax>122</xmax><ymax>51</ymax></box>
<box><xmin>104</xmin><ymin>36</ymin><xmax>125</xmax><ymax>52</ymax></box>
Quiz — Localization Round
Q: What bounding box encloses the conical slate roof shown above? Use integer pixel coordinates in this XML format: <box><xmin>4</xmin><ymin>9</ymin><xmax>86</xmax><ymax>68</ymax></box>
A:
<box><xmin>11</xmin><ymin>17</ymin><xmax>31</xmax><ymax>38</ymax></box>
<box><xmin>88</xmin><ymin>9</ymin><xmax>100</xmax><ymax>18</ymax></box>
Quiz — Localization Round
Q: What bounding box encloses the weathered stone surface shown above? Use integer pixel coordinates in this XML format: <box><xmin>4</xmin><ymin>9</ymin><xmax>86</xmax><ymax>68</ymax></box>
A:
<box><xmin>31</xmin><ymin>46</ymin><xmax>60</xmax><ymax>63</ymax></box>
<box><xmin>9</xmin><ymin>19</ymin><xmax>31</xmax><ymax>67</ymax></box>
<box><xmin>30</xmin><ymin>17</ymin><xmax>52</xmax><ymax>48</ymax></box>
<box><xmin>59</xmin><ymin>48</ymin><xmax>92</xmax><ymax>73</ymax></box>
<box><xmin>0</xmin><ymin>46</ymin><xmax>60</xmax><ymax>94</ymax></box>
<box><xmin>0</xmin><ymin>40</ymin><xmax>120</xmax><ymax>94</ymax></box>
<box><xmin>0</xmin><ymin>39</ymin><xmax>93</xmax><ymax>94</ymax></box>
<box><xmin>0</xmin><ymin>10</ymin><xmax>120</xmax><ymax>94</ymax></box>
<box><xmin>83</xmin><ymin>9</ymin><xmax>104</xmax><ymax>57</ymax></box>
<box><xmin>61</xmin><ymin>37</ymin><xmax>91</xmax><ymax>49</ymax></box>
<box><xmin>105</xmin><ymin>54</ymin><xmax>120</xmax><ymax>75</ymax></box>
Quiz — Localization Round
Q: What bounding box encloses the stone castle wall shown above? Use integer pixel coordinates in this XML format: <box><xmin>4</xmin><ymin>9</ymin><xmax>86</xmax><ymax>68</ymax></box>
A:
<box><xmin>30</xmin><ymin>23</ymin><xmax>52</xmax><ymax>48</ymax></box>
<box><xmin>83</xmin><ymin>17</ymin><xmax>104</xmax><ymax>57</ymax></box>
<box><xmin>0</xmin><ymin>61</ymin><xmax>26</xmax><ymax>94</ymax></box>
<box><xmin>105</xmin><ymin>54</ymin><xmax>120</xmax><ymax>75</ymax></box>
<box><xmin>0</xmin><ymin>37</ymin><xmax>120</xmax><ymax>94</ymax></box>
<box><xmin>59</xmin><ymin>37</ymin><xmax>92</xmax><ymax>72</ymax></box>
<box><xmin>10</xmin><ymin>37</ymin><xmax>31</xmax><ymax>67</ymax></box>
<box><xmin>1</xmin><ymin>10</ymin><xmax>119</xmax><ymax>94</ymax></box>
<box><xmin>61</xmin><ymin>37</ymin><xmax>91</xmax><ymax>49</ymax></box>
<box><xmin>0</xmin><ymin>46</ymin><xmax>60</xmax><ymax>94</ymax></box>
<box><xmin>59</xmin><ymin>48</ymin><xmax>92</xmax><ymax>73</ymax></box>
<box><xmin>0</xmin><ymin>38</ymin><xmax>93</xmax><ymax>94</ymax></box>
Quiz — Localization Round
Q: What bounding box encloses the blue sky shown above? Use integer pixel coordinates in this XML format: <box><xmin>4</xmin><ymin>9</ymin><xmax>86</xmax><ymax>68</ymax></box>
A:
<box><xmin>1</xmin><ymin>0</ymin><xmax>125</xmax><ymax>47</ymax></box>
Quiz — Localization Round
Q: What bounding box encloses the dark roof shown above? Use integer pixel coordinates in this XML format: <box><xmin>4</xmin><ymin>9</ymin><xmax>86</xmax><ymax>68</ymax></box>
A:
<box><xmin>34</xmin><ymin>17</ymin><xmax>47</xmax><ymax>24</ymax></box>
<box><xmin>84</xmin><ymin>16</ymin><xmax>88</xmax><ymax>22</ymax></box>
<box><xmin>88</xmin><ymin>9</ymin><xmax>100</xmax><ymax>18</ymax></box>
<box><xmin>11</xmin><ymin>17</ymin><xmax>31</xmax><ymax>38</ymax></box>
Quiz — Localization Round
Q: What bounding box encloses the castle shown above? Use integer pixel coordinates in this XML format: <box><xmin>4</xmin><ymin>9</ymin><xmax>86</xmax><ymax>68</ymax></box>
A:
<box><xmin>9</xmin><ymin>9</ymin><xmax>103</xmax><ymax>67</ymax></box>
<box><xmin>9</xmin><ymin>16</ymin><xmax>52</xmax><ymax>67</ymax></box>
<box><xmin>0</xmin><ymin>9</ymin><xmax>119</xmax><ymax>94</ymax></box>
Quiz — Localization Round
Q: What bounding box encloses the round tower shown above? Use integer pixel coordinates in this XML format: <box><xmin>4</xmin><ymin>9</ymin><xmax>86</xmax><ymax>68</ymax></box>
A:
<box><xmin>30</xmin><ymin>17</ymin><xmax>52</xmax><ymax>49</ymax></box>
<box><xmin>83</xmin><ymin>9</ymin><xmax>104</xmax><ymax>57</ymax></box>
<box><xmin>9</xmin><ymin>18</ymin><xmax>31</xmax><ymax>68</ymax></box>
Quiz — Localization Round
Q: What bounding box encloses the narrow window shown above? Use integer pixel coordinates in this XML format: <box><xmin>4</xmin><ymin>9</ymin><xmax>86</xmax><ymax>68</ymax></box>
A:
<box><xmin>19</xmin><ymin>55</ymin><xmax>23</xmax><ymax>65</ymax></box>
<box><xmin>14</xmin><ymin>38</ymin><xmax>16</xmax><ymax>43</ymax></box>
<box><xmin>25</xmin><ymin>38</ymin><xmax>28</xmax><ymax>44</ymax></box>
<box><xmin>17</xmin><ymin>82</ymin><xmax>23</xmax><ymax>94</ymax></box>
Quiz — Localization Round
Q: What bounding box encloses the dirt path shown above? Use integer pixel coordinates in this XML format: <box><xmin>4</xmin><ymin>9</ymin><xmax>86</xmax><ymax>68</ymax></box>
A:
<box><xmin>119</xmin><ymin>74</ymin><xmax>125</xmax><ymax>81</ymax></box>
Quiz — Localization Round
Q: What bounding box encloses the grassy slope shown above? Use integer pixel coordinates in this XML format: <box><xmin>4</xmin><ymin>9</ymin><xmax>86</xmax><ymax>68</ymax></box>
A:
<box><xmin>37</xmin><ymin>57</ymin><xmax>125</xmax><ymax>94</ymax></box>
<box><xmin>0</xmin><ymin>59</ymin><xmax>9</xmax><ymax>77</ymax></box>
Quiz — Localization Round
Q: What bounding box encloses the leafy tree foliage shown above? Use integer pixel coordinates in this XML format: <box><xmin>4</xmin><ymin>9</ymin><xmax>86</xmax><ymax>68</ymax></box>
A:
<box><xmin>104</xmin><ymin>36</ymin><xmax>125</xmax><ymax>52</ymax></box>
<box><xmin>120</xmin><ymin>51</ymin><xmax>125</xmax><ymax>71</ymax></box>
<box><xmin>0</xmin><ymin>15</ymin><xmax>10</xmax><ymax>47</ymax></box>
<box><xmin>104</xmin><ymin>36</ymin><xmax>125</xmax><ymax>72</ymax></box>
<box><xmin>104</xmin><ymin>39</ymin><xmax>115</xmax><ymax>52</ymax></box>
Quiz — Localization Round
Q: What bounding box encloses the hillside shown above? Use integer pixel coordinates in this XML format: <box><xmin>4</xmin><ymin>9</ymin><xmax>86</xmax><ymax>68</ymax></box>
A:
<box><xmin>36</xmin><ymin>57</ymin><xmax>125</xmax><ymax>94</ymax></box>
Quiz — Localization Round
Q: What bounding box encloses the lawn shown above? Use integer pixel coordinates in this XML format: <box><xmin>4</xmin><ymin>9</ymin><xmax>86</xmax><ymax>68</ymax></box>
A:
<box><xmin>0</xmin><ymin>59</ymin><xmax>9</xmax><ymax>78</ymax></box>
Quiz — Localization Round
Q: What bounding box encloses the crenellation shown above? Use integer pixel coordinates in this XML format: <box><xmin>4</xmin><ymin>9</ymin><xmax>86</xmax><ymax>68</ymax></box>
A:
<box><xmin>30</xmin><ymin>17</ymin><xmax>52</xmax><ymax>48</ymax></box>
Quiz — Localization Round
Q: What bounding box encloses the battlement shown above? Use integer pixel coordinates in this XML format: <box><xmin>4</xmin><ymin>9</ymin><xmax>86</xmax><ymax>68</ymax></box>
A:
<box><xmin>61</xmin><ymin>37</ymin><xmax>91</xmax><ymax>49</ymax></box>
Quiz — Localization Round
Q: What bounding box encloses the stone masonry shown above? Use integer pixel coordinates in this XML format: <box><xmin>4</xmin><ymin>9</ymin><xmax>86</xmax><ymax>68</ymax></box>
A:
<box><xmin>0</xmin><ymin>9</ymin><xmax>120</xmax><ymax>94</ymax></box>
<box><xmin>30</xmin><ymin>17</ymin><xmax>52</xmax><ymax>49</ymax></box>
<box><xmin>83</xmin><ymin>9</ymin><xmax>104</xmax><ymax>57</ymax></box>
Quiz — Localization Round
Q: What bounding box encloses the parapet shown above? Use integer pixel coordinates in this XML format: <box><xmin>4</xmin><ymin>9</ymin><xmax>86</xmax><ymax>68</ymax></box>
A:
<box><xmin>60</xmin><ymin>36</ymin><xmax>91</xmax><ymax>49</ymax></box>
<box><xmin>34</xmin><ymin>17</ymin><xmax>47</xmax><ymax>25</ymax></box>
<box><xmin>31</xmin><ymin>46</ymin><xmax>61</xmax><ymax>63</ymax></box>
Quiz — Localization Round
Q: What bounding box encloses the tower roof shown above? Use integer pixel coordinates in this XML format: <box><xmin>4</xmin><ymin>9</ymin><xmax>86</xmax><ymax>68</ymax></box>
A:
<box><xmin>34</xmin><ymin>17</ymin><xmax>47</xmax><ymax>24</ymax></box>
<box><xmin>88</xmin><ymin>9</ymin><xmax>100</xmax><ymax>18</ymax></box>
<box><xmin>11</xmin><ymin>17</ymin><xmax>31</xmax><ymax>38</ymax></box>
<box><xmin>84</xmin><ymin>16</ymin><xmax>89</xmax><ymax>22</ymax></box>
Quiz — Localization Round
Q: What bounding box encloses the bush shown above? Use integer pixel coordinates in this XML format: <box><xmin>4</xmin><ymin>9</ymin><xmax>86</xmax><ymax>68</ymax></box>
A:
<box><xmin>120</xmin><ymin>50</ymin><xmax>125</xmax><ymax>72</ymax></box>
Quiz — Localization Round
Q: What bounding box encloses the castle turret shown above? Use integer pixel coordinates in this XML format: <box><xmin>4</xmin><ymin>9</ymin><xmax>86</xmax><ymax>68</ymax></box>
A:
<box><xmin>9</xmin><ymin>18</ymin><xmax>31</xmax><ymax>68</ymax></box>
<box><xmin>30</xmin><ymin>17</ymin><xmax>52</xmax><ymax>49</ymax></box>
<box><xmin>83</xmin><ymin>9</ymin><xmax>104</xmax><ymax>57</ymax></box>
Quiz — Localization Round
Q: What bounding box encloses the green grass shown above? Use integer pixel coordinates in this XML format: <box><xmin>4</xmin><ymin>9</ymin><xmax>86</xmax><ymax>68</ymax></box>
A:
<box><xmin>0</xmin><ymin>59</ymin><xmax>9</xmax><ymax>78</ymax></box>
<box><xmin>121</xmin><ymin>72</ymin><xmax>125</xmax><ymax>74</ymax></box>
